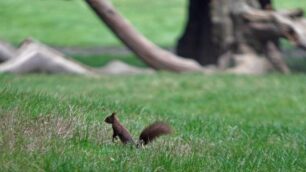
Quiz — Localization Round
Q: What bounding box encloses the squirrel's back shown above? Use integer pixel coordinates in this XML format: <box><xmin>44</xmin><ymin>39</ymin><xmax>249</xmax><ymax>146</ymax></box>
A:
<box><xmin>139</xmin><ymin>121</ymin><xmax>171</xmax><ymax>145</ymax></box>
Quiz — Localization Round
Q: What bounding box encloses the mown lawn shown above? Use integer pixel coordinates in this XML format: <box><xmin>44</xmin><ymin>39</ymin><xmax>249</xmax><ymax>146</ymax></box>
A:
<box><xmin>1</xmin><ymin>0</ymin><xmax>306</xmax><ymax>171</ymax></box>
<box><xmin>0</xmin><ymin>74</ymin><xmax>305</xmax><ymax>171</ymax></box>
<box><xmin>0</xmin><ymin>0</ymin><xmax>305</xmax><ymax>47</ymax></box>
<box><xmin>0</xmin><ymin>0</ymin><xmax>186</xmax><ymax>46</ymax></box>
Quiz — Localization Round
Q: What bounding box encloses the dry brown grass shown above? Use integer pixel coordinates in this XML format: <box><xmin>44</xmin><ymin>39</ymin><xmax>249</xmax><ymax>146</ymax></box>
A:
<box><xmin>0</xmin><ymin>108</ymin><xmax>109</xmax><ymax>154</ymax></box>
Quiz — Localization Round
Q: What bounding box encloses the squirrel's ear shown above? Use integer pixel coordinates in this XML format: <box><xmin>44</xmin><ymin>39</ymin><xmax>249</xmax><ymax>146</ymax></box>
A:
<box><xmin>111</xmin><ymin>112</ymin><xmax>116</xmax><ymax>116</ymax></box>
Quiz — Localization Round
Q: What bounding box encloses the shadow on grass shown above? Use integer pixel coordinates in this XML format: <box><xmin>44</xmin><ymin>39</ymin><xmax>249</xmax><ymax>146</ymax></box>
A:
<box><xmin>73</xmin><ymin>54</ymin><xmax>147</xmax><ymax>68</ymax></box>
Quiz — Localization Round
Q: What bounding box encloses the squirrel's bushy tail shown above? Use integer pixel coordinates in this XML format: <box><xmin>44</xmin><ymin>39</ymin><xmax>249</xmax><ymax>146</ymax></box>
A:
<box><xmin>139</xmin><ymin>121</ymin><xmax>171</xmax><ymax>145</ymax></box>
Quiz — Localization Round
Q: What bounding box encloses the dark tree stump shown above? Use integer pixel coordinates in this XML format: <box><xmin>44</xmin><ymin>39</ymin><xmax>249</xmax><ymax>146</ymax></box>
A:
<box><xmin>176</xmin><ymin>0</ymin><xmax>277</xmax><ymax>66</ymax></box>
<box><xmin>176</xmin><ymin>0</ymin><xmax>218</xmax><ymax>65</ymax></box>
<box><xmin>84</xmin><ymin>0</ymin><xmax>306</xmax><ymax>74</ymax></box>
<box><xmin>258</xmin><ymin>0</ymin><xmax>272</xmax><ymax>10</ymax></box>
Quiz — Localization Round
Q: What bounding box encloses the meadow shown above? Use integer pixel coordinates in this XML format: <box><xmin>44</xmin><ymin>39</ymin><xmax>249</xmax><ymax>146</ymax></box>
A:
<box><xmin>1</xmin><ymin>0</ymin><xmax>306</xmax><ymax>171</ymax></box>
<box><xmin>1</xmin><ymin>74</ymin><xmax>306</xmax><ymax>171</ymax></box>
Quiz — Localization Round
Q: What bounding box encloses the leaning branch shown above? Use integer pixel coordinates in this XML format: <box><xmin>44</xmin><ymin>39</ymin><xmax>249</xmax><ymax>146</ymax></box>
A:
<box><xmin>265</xmin><ymin>41</ymin><xmax>290</xmax><ymax>74</ymax></box>
<box><xmin>85</xmin><ymin>0</ymin><xmax>204</xmax><ymax>72</ymax></box>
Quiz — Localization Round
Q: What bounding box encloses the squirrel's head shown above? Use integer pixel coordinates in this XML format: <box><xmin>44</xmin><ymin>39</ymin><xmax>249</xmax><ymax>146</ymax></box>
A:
<box><xmin>104</xmin><ymin>112</ymin><xmax>117</xmax><ymax>124</ymax></box>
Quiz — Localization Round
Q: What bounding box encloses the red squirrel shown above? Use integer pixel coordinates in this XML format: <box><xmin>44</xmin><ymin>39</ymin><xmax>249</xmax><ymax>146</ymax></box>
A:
<box><xmin>105</xmin><ymin>112</ymin><xmax>171</xmax><ymax>146</ymax></box>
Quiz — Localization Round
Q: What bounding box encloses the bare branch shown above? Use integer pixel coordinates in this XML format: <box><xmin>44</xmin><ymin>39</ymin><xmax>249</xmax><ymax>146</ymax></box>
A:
<box><xmin>279</xmin><ymin>9</ymin><xmax>304</xmax><ymax>18</ymax></box>
<box><xmin>265</xmin><ymin>41</ymin><xmax>290</xmax><ymax>74</ymax></box>
<box><xmin>241</xmin><ymin>6</ymin><xmax>306</xmax><ymax>48</ymax></box>
<box><xmin>85</xmin><ymin>0</ymin><xmax>205</xmax><ymax>72</ymax></box>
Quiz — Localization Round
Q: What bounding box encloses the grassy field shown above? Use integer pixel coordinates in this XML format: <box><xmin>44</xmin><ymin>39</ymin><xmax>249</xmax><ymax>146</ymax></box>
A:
<box><xmin>0</xmin><ymin>0</ymin><xmax>186</xmax><ymax>46</ymax></box>
<box><xmin>1</xmin><ymin>0</ymin><xmax>306</xmax><ymax>171</ymax></box>
<box><xmin>0</xmin><ymin>0</ymin><xmax>305</xmax><ymax>47</ymax></box>
<box><xmin>0</xmin><ymin>74</ymin><xmax>306</xmax><ymax>171</ymax></box>
<box><xmin>74</xmin><ymin>54</ymin><xmax>146</xmax><ymax>68</ymax></box>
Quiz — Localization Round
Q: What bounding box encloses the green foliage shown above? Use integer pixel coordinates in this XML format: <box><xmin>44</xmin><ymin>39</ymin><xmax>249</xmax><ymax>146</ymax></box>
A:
<box><xmin>0</xmin><ymin>74</ymin><xmax>306</xmax><ymax>171</ymax></box>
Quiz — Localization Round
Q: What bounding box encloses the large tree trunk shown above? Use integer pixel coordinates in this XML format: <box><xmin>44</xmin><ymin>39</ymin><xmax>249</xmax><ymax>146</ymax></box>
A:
<box><xmin>84</xmin><ymin>0</ymin><xmax>306</xmax><ymax>74</ymax></box>
<box><xmin>176</xmin><ymin>0</ymin><xmax>217</xmax><ymax>65</ymax></box>
<box><xmin>258</xmin><ymin>0</ymin><xmax>272</xmax><ymax>10</ymax></box>
<box><xmin>176</xmin><ymin>0</ymin><xmax>277</xmax><ymax>64</ymax></box>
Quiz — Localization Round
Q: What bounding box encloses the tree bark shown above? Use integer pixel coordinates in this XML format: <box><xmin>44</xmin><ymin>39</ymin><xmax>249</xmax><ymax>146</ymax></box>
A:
<box><xmin>176</xmin><ymin>0</ymin><xmax>217</xmax><ymax>65</ymax></box>
<box><xmin>265</xmin><ymin>41</ymin><xmax>290</xmax><ymax>74</ymax></box>
<box><xmin>176</xmin><ymin>0</ymin><xmax>267</xmax><ymax>65</ymax></box>
<box><xmin>258</xmin><ymin>0</ymin><xmax>272</xmax><ymax>10</ymax></box>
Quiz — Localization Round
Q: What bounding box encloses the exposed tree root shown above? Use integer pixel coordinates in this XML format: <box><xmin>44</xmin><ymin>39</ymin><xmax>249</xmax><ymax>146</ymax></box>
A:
<box><xmin>0</xmin><ymin>39</ymin><xmax>153</xmax><ymax>75</ymax></box>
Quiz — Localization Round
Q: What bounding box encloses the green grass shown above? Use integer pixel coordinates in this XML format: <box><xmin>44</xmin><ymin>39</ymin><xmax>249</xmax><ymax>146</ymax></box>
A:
<box><xmin>1</xmin><ymin>0</ymin><xmax>305</xmax><ymax>47</ymax></box>
<box><xmin>0</xmin><ymin>0</ymin><xmax>186</xmax><ymax>47</ymax></box>
<box><xmin>275</xmin><ymin>0</ymin><xmax>306</xmax><ymax>10</ymax></box>
<box><xmin>1</xmin><ymin>1</ymin><xmax>306</xmax><ymax>171</ymax></box>
<box><xmin>73</xmin><ymin>54</ymin><xmax>146</xmax><ymax>68</ymax></box>
<box><xmin>0</xmin><ymin>74</ymin><xmax>306</xmax><ymax>171</ymax></box>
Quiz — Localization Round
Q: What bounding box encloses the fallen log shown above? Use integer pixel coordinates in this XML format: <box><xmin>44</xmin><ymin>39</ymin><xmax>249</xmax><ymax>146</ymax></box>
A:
<box><xmin>0</xmin><ymin>39</ymin><xmax>94</xmax><ymax>75</ymax></box>
<box><xmin>0</xmin><ymin>39</ymin><xmax>153</xmax><ymax>75</ymax></box>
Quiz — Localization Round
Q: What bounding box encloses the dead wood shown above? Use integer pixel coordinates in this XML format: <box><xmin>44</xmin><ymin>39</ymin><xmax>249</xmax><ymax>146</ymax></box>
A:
<box><xmin>0</xmin><ymin>40</ymin><xmax>17</xmax><ymax>62</ymax></box>
<box><xmin>0</xmin><ymin>39</ymin><xmax>94</xmax><ymax>75</ymax></box>
<box><xmin>265</xmin><ymin>41</ymin><xmax>290</xmax><ymax>74</ymax></box>
<box><xmin>226</xmin><ymin>53</ymin><xmax>273</xmax><ymax>75</ymax></box>
<box><xmin>85</xmin><ymin>0</ymin><xmax>204</xmax><ymax>72</ymax></box>
<box><xmin>0</xmin><ymin>39</ymin><xmax>153</xmax><ymax>75</ymax></box>
<box><xmin>241</xmin><ymin>7</ymin><xmax>306</xmax><ymax>48</ymax></box>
